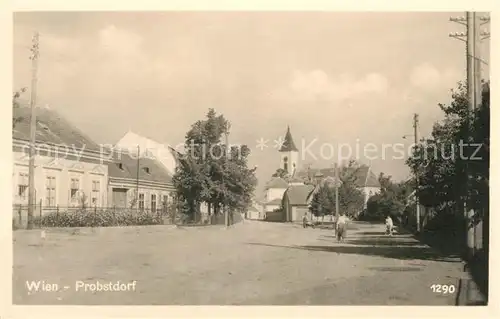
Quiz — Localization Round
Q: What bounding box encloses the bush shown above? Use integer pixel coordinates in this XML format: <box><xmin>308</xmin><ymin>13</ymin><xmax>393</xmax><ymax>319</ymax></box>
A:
<box><xmin>34</xmin><ymin>209</ymin><xmax>163</xmax><ymax>228</ymax></box>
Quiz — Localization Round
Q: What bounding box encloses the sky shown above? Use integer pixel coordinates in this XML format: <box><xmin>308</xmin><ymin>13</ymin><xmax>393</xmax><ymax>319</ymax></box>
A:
<box><xmin>13</xmin><ymin>12</ymin><xmax>490</xmax><ymax>197</ymax></box>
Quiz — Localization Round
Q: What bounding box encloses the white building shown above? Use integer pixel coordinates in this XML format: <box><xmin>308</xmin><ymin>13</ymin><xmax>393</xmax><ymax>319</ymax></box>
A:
<box><xmin>114</xmin><ymin>130</ymin><xmax>178</xmax><ymax>175</ymax></box>
<box><xmin>107</xmin><ymin>149</ymin><xmax>176</xmax><ymax>211</ymax></box>
<box><xmin>12</xmin><ymin>107</ymin><xmax>111</xmax><ymax>223</ymax></box>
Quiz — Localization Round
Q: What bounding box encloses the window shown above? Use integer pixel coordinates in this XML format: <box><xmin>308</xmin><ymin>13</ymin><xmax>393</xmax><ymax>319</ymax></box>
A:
<box><xmin>143</xmin><ymin>167</ymin><xmax>150</xmax><ymax>174</ymax></box>
<box><xmin>70</xmin><ymin>178</ymin><xmax>80</xmax><ymax>201</ymax></box>
<box><xmin>45</xmin><ymin>176</ymin><xmax>56</xmax><ymax>206</ymax></box>
<box><xmin>283</xmin><ymin>156</ymin><xmax>288</xmax><ymax>172</ymax></box>
<box><xmin>18</xmin><ymin>173</ymin><xmax>29</xmax><ymax>200</ymax></box>
<box><xmin>162</xmin><ymin>194</ymin><xmax>168</xmax><ymax>212</ymax></box>
<box><xmin>151</xmin><ymin>194</ymin><xmax>157</xmax><ymax>212</ymax></box>
<box><xmin>91</xmin><ymin>180</ymin><xmax>100</xmax><ymax>206</ymax></box>
<box><xmin>138</xmin><ymin>193</ymin><xmax>145</xmax><ymax>210</ymax></box>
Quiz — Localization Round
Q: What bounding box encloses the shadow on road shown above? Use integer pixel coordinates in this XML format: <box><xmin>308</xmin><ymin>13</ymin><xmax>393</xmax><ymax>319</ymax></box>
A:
<box><xmin>246</xmin><ymin>242</ymin><xmax>462</xmax><ymax>263</ymax></box>
<box><xmin>356</xmin><ymin>231</ymin><xmax>386</xmax><ymax>236</ymax></box>
<box><xmin>343</xmin><ymin>237</ymin><xmax>431</xmax><ymax>247</ymax></box>
<box><xmin>367</xmin><ymin>266</ymin><xmax>423</xmax><ymax>272</ymax></box>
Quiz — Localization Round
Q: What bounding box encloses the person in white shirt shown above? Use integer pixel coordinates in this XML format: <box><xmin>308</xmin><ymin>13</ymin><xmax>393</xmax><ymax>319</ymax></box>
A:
<box><xmin>336</xmin><ymin>213</ymin><xmax>349</xmax><ymax>242</ymax></box>
<box><xmin>385</xmin><ymin>215</ymin><xmax>394</xmax><ymax>236</ymax></box>
<box><xmin>303</xmin><ymin>213</ymin><xmax>309</xmax><ymax>228</ymax></box>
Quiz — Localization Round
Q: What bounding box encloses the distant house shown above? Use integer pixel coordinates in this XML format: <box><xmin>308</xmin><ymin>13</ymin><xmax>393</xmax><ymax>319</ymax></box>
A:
<box><xmin>246</xmin><ymin>205</ymin><xmax>263</xmax><ymax>220</ymax></box>
<box><xmin>107</xmin><ymin>149</ymin><xmax>175</xmax><ymax>211</ymax></box>
<box><xmin>296</xmin><ymin>165</ymin><xmax>380</xmax><ymax>209</ymax></box>
<box><xmin>114</xmin><ymin>130</ymin><xmax>178</xmax><ymax>176</ymax></box>
<box><xmin>12</xmin><ymin>106</ymin><xmax>112</xmax><ymax>214</ymax></box>
<box><xmin>282</xmin><ymin>183</ymin><xmax>315</xmax><ymax>222</ymax></box>
<box><xmin>258</xmin><ymin>125</ymin><xmax>381</xmax><ymax>223</ymax></box>
<box><xmin>263</xmin><ymin>177</ymin><xmax>288</xmax><ymax>213</ymax></box>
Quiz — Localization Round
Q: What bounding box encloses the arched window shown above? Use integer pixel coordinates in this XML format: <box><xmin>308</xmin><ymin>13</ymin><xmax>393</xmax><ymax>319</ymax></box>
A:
<box><xmin>283</xmin><ymin>156</ymin><xmax>288</xmax><ymax>172</ymax></box>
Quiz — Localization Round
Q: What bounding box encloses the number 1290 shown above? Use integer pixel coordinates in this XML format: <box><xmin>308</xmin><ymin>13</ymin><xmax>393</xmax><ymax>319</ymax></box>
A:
<box><xmin>430</xmin><ymin>284</ymin><xmax>456</xmax><ymax>294</ymax></box>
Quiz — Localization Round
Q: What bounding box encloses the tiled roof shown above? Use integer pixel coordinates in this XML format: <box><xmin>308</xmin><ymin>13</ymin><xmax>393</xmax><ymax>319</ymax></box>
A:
<box><xmin>115</xmin><ymin>130</ymin><xmax>178</xmax><ymax>175</ymax></box>
<box><xmin>279</xmin><ymin>126</ymin><xmax>299</xmax><ymax>152</ymax></box>
<box><xmin>284</xmin><ymin>184</ymin><xmax>315</xmax><ymax>206</ymax></box>
<box><xmin>13</xmin><ymin>106</ymin><xmax>102</xmax><ymax>152</ymax></box>
<box><xmin>265</xmin><ymin>177</ymin><xmax>289</xmax><ymax>189</ymax></box>
<box><xmin>108</xmin><ymin>148</ymin><xmax>173</xmax><ymax>184</ymax></box>
<box><xmin>296</xmin><ymin>165</ymin><xmax>380</xmax><ymax>188</ymax></box>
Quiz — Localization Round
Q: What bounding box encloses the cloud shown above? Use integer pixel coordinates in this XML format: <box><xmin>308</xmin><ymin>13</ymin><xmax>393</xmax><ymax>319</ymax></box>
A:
<box><xmin>275</xmin><ymin>70</ymin><xmax>389</xmax><ymax>103</ymax></box>
<box><xmin>98</xmin><ymin>25</ymin><xmax>143</xmax><ymax>58</ymax></box>
<box><xmin>409</xmin><ymin>63</ymin><xmax>460</xmax><ymax>91</ymax></box>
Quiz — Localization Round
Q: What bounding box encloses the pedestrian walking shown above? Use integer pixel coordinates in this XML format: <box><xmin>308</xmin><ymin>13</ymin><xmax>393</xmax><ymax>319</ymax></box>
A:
<box><xmin>385</xmin><ymin>215</ymin><xmax>394</xmax><ymax>236</ymax></box>
<box><xmin>336</xmin><ymin>213</ymin><xmax>349</xmax><ymax>242</ymax></box>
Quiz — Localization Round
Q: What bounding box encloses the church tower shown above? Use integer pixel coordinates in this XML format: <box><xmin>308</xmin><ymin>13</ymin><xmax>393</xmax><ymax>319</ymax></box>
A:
<box><xmin>279</xmin><ymin>126</ymin><xmax>299</xmax><ymax>177</ymax></box>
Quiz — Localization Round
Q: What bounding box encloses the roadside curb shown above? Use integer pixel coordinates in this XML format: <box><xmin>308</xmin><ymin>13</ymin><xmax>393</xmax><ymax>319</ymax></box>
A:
<box><xmin>456</xmin><ymin>277</ymin><xmax>487</xmax><ymax>305</ymax></box>
<box><xmin>398</xmin><ymin>225</ymin><xmax>487</xmax><ymax>306</ymax></box>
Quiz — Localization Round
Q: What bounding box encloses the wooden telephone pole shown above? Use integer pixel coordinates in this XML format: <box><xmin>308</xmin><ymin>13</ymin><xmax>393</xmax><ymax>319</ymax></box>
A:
<box><xmin>413</xmin><ymin>114</ymin><xmax>420</xmax><ymax>233</ymax></box>
<box><xmin>334</xmin><ymin>162</ymin><xmax>339</xmax><ymax>220</ymax></box>
<box><xmin>136</xmin><ymin>145</ymin><xmax>140</xmax><ymax>211</ymax></box>
<box><xmin>224</xmin><ymin>122</ymin><xmax>231</xmax><ymax>228</ymax></box>
<box><xmin>449</xmin><ymin>12</ymin><xmax>490</xmax><ymax>258</ymax></box>
<box><xmin>27</xmin><ymin>32</ymin><xmax>39</xmax><ymax>230</ymax></box>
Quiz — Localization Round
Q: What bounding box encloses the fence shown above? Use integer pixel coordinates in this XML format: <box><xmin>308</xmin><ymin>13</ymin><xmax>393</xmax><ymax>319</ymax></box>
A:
<box><xmin>12</xmin><ymin>203</ymin><xmax>175</xmax><ymax>229</ymax></box>
<box><xmin>12</xmin><ymin>203</ymin><xmax>241</xmax><ymax>229</ymax></box>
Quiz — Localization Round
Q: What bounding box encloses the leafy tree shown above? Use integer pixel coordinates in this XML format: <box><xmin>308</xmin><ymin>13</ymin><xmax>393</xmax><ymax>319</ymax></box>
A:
<box><xmin>12</xmin><ymin>88</ymin><xmax>27</xmax><ymax>130</ymax></box>
<box><xmin>272</xmin><ymin>168</ymin><xmax>289</xmax><ymax>179</ymax></box>
<box><xmin>336</xmin><ymin>160</ymin><xmax>366</xmax><ymax>218</ymax></box>
<box><xmin>172</xmin><ymin>108</ymin><xmax>257</xmax><ymax>223</ymax></box>
<box><xmin>365</xmin><ymin>173</ymin><xmax>412</xmax><ymax>222</ymax></box>
<box><xmin>309</xmin><ymin>160</ymin><xmax>366</xmax><ymax>220</ymax></box>
<box><xmin>309</xmin><ymin>184</ymin><xmax>335</xmax><ymax>219</ymax></box>
<box><xmin>405</xmin><ymin>81</ymin><xmax>489</xmax><ymax>235</ymax></box>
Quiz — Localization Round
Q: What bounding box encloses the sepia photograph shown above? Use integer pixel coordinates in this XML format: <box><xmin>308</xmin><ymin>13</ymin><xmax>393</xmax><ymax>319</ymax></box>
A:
<box><xmin>10</xmin><ymin>9</ymin><xmax>490</xmax><ymax>307</ymax></box>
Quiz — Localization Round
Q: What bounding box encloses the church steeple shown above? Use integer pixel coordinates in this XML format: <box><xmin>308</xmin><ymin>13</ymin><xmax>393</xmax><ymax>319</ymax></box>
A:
<box><xmin>279</xmin><ymin>125</ymin><xmax>299</xmax><ymax>177</ymax></box>
<box><xmin>279</xmin><ymin>126</ymin><xmax>299</xmax><ymax>152</ymax></box>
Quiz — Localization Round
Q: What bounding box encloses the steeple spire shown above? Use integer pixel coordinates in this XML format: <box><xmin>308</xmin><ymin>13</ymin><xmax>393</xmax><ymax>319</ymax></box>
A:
<box><xmin>279</xmin><ymin>125</ymin><xmax>299</xmax><ymax>152</ymax></box>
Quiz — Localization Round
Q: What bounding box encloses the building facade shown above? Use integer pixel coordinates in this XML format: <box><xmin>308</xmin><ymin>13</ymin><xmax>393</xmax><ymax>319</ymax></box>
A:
<box><xmin>282</xmin><ymin>183</ymin><xmax>315</xmax><ymax>222</ymax></box>
<box><xmin>114</xmin><ymin>130</ymin><xmax>177</xmax><ymax>176</ymax></box>
<box><xmin>12</xmin><ymin>107</ymin><xmax>110</xmax><ymax>212</ymax></box>
<box><xmin>263</xmin><ymin>177</ymin><xmax>288</xmax><ymax>214</ymax></box>
<box><xmin>108</xmin><ymin>149</ymin><xmax>176</xmax><ymax>211</ymax></box>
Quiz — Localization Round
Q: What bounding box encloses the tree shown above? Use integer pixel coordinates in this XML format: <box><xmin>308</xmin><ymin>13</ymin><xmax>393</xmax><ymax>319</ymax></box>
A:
<box><xmin>336</xmin><ymin>160</ymin><xmax>366</xmax><ymax>218</ymax></box>
<box><xmin>172</xmin><ymin>108</ymin><xmax>257</xmax><ymax>223</ymax></box>
<box><xmin>309</xmin><ymin>184</ymin><xmax>335</xmax><ymax>220</ymax></box>
<box><xmin>12</xmin><ymin>88</ymin><xmax>27</xmax><ymax>130</ymax></box>
<box><xmin>405</xmin><ymin>81</ymin><xmax>489</xmax><ymax>235</ymax></box>
<box><xmin>272</xmin><ymin>168</ymin><xmax>289</xmax><ymax>179</ymax></box>
<box><xmin>365</xmin><ymin>173</ymin><xmax>412</xmax><ymax>222</ymax></box>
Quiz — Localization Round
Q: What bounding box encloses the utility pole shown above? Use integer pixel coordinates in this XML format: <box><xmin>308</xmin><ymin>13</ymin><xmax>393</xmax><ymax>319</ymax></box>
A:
<box><xmin>27</xmin><ymin>32</ymin><xmax>39</xmax><ymax>230</ymax></box>
<box><xmin>450</xmin><ymin>12</ymin><xmax>490</xmax><ymax>257</ymax></box>
<box><xmin>334</xmin><ymin>162</ymin><xmax>339</xmax><ymax>220</ymax></box>
<box><xmin>413</xmin><ymin>113</ymin><xmax>420</xmax><ymax>233</ymax></box>
<box><xmin>449</xmin><ymin>12</ymin><xmax>490</xmax><ymax>258</ymax></box>
<box><xmin>136</xmin><ymin>145</ymin><xmax>140</xmax><ymax>211</ymax></box>
<box><xmin>224</xmin><ymin>122</ymin><xmax>231</xmax><ymax>228</ymax></box>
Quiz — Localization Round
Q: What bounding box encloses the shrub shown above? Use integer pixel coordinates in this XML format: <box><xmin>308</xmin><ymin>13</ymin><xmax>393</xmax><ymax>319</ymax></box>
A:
<box><xmin>36</xmin><ymin>209</ymin><xmax>164</xmax><ymax>228</ymax></box>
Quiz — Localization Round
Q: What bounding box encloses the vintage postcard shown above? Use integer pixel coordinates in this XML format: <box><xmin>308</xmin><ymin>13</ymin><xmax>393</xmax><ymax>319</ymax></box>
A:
<box><xmin>3</xmin><ymin>1</ymin><xmax>495</xmax><ymax>318</ymax></box>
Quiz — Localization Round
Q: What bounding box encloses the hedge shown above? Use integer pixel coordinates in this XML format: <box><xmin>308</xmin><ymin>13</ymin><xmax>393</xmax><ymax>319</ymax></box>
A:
<box><xmin>32</xmin><ymin>209</ymin><xmax>163</xmax><ymax>228</ymax></box>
